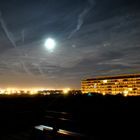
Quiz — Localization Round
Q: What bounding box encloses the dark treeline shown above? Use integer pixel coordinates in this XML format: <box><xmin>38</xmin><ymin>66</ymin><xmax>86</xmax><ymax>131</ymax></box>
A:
<box><xmin>0</xmin><ymin>94</ymin><xmax>139</xmax><ymax>139</ymax></box>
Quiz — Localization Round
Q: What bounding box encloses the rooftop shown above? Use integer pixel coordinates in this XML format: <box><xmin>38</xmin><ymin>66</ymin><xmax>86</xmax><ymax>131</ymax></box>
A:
<box><xmin>83</xmin><ymin>73</ymin><xmax>140</xmax><ymax>81</ymax></box>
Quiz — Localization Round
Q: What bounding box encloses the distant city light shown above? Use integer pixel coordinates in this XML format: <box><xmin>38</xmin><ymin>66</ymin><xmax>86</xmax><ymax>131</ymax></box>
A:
<box><xmin>0</xmin><ymin>87</ymin><xmax>76</xmax><ymax>96</ymax></box>
<box><xmin>63</xmin><ymin>88</ymin><xmax>70</xmax><ymax>94</ymax></box>
<box><xmin>44</xmin><ymin>38</ymin><xmax>56</xmax><ymax>52</ymax></box>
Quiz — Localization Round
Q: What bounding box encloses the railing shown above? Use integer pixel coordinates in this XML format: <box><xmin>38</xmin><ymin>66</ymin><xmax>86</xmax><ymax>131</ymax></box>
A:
<box><xmin>33</xmin><ymin>110</ymin><xmax>91</xmax><ymax>140</ymax></box>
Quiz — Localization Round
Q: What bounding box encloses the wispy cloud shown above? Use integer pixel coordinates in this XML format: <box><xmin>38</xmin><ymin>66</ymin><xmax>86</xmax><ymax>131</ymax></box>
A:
<box><xmin>68</xmin><ymin>0</ymin><xmax>95</xmax><ymax>39</ymax></box>
<box><xmin>0</xmin><ymin>11</ymin><xmax>32</xmax><ymax>76</ymax></box>
<box><xmin>0</xmin><ymin>0</ymin><xmax>140</xmax><ymax>88</ymax></box>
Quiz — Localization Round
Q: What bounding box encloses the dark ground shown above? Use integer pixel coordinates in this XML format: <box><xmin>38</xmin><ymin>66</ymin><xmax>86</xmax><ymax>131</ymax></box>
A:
<box><xmin>0</xmin><ymin>93</ymin><xmax>139</xmax><ymax>140</ymax></box>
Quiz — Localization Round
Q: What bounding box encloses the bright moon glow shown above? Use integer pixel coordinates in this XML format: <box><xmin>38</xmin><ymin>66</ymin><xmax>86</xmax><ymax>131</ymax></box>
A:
<box><xmin>45</xmin><ymin>38</ymin><xmax>56</xmax><ymax>52</ymax></box>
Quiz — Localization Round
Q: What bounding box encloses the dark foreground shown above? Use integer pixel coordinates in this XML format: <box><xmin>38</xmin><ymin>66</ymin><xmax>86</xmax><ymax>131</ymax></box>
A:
<box><xmin>0</xmin><ymin>94</ymin><xmax>140</xmax><ymax>140</ymax></box>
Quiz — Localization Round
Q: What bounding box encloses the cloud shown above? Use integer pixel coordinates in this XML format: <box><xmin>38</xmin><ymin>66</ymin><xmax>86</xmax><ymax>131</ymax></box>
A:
<box><xmin>0</xmin><ymin>11</ymin><xmax>33</xmax><ymax>76</ymax></box>
<box><xmin>0</xmin><ymin>0</ymin><xmax>140</xmax><ymax>88</ymax></box>
<box><xmin>68</xmin><ymin>0</ymin><xmax>95</xmax><ymax>39</ymax></box>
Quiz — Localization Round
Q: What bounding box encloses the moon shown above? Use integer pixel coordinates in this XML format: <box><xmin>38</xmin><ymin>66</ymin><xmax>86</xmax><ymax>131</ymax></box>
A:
<box><xmin>44</xmin><ymin>38</ymin><xmax>56</xmax><ymax>52</ymax></box>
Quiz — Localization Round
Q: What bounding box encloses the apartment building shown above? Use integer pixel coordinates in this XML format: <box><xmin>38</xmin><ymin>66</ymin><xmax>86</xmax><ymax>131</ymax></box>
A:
<box><xmin>81</xmin><ymin>74</ymin><xmax>140</xmax><ymax>96</ymax></box>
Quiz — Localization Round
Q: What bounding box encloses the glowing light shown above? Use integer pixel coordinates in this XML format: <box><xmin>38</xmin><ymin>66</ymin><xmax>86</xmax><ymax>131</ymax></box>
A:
<box><xmin>102</xmin><ymin>92</ymin><xmax>106</xmax><ymax>96</ymax></box>
<box><xmin>0</xmin><ymin>89</ymin><xmax>5</xmax><ymax>94</ymax></box>
<box><xmin>29</xmin><ymin>89</ymin><xmax>38</xmax><ymax>95</ymax></box>
<box><xmin>123</xmin><ymin>90</ymin><xmax>128</xmax><ymax>97</ymax></box>
<box><xmin>88</xmin><ymin>93</ymin><xmax>92</xmax><ymax>96</ymax></box>
<box><xmin>35</xmin><ymin>125</ymin><xmax>53</xmax><ymax>131</ymax></box>
<box><xmin>124</xmin><ymin>94</ymin><xmax>128</xmax><ymax>97</ymax></box>
<box><xmin>58</xmin><ymin>129</ymin><xmax>69</xmax><ymax>135</ymax></box>
<box><xmin>63</xmin><ymin>88</ymin><xmax>70</xmax><ymax>94</ymax></box>
<box><xmin>124</xmin><ymin>90</ymin><xmax>128</xmax><ymax>94</ymax></box>
<box><xmin>93</xmin><ymin>83</ymin><xmax>97</xmax><ymax>88</ymax></box>
<box><xmin>17</xmin><ymin>90</ymin><xmax>21</xmax><ymax>94</ymax></box>
<box><xmin>58</xmin><ymin>129</ymin><xmax>81</xmax><ymax>136</ymax></box>
<box><xmin>128</xmin><ymin>88</ymin><xmax>132</xmax><ymax>91</ymax></box>
<box><xmin>45</xmin><ymin>38</ymin><xmax>56</xmax><ymax>52</ymax></box>
<box><xmin>103</xmin><ymin>80</ymin><xmax>107</xmax><ymax>83</ymax></box>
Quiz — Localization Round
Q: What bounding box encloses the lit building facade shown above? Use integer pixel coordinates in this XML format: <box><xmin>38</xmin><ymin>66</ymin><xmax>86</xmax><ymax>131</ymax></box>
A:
<box><xmin>81</xmin><ymin>74</ymin><xmax>140</xmax><ymax>96</ymax></box>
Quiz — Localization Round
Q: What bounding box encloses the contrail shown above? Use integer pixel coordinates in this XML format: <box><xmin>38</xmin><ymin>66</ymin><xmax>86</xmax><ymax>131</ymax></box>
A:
<box><xmin>0</xmin><ymin>12</ymin><xmax>17</xmax><ymax>48</ymax></box>
<box><xmin>0</xmin><ymin>11</ymin><xmax>32</xmax><ymax>75</ymax></box>
<box><xmin>68</xmin><ymin>9</ymin><xmax>89</xmax><ymax>39</ymax></box>
<box><xmin>21</xmin><ymin>29</ymin><xmax>45</xmax><ymax>76</ymax></box>
<box><xmin>68</xmin><ymin>0</ymin><xmax>95</xmax><ymax>39</ymax></box>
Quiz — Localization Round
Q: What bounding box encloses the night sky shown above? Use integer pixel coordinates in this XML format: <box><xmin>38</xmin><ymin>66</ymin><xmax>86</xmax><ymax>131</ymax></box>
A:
<box><xmin>0</xmin><ymin>0</ymin><xmax>140</xmax><ymax>89</ymax></box>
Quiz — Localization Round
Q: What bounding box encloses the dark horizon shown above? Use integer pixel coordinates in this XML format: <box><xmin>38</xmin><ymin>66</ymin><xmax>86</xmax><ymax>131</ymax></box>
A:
<box><xmin>0</xmin><ymin>0</ymin><xmax>140</xmax><ymax>89</ymax></box>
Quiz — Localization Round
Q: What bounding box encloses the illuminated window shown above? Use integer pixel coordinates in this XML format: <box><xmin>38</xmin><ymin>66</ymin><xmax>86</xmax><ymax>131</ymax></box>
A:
<box><xmin>103</xmin><ymin>80</ymin><xmax>107</xmax><ymax>83</ymax></box>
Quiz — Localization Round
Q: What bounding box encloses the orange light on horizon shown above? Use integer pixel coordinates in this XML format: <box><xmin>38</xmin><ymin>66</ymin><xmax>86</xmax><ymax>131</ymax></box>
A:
<box><xmin>63</xmin><ymin>88</ymin><xmax>70</xmax><ymax>94</ymax></box>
